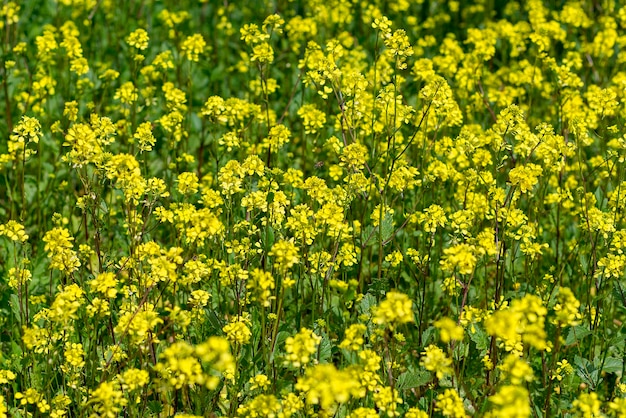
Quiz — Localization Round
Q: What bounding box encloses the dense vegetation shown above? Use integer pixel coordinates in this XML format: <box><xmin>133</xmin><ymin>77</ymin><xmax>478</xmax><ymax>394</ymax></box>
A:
<box><xmin>0</xmin><ymin>0</ymin><xmax>625</xmax><ymax>416</ymax></box>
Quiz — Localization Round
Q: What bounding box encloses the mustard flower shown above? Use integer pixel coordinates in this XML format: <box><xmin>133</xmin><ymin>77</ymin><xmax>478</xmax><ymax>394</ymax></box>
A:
<box><xmin>348</xmin><ymin>407</ymin><xmax>379</xmax><ymax>418</ymax></box>
<box><xmin>240</xmin><ymin>23</ymin><xmax>267</xmax><ymax>45</ymax></box>
<box><xmin>485</xmin><ymin>294</ymin><xmax>548</xmax><ymax>352</ymax></box>
<box><xmin>597</xmin><ymin>253</ymin><xmax>626</xmax><ymax>279</ymax></box>
<box><xmin>63</xmin><ymin>122</ymin><xmax>103</xmax><ymax>166</ymax></box>
<box><xmin>263</xmin><ymin>13</ymin><xmax>284</xmax><ymax>33</ymax></box>
<box><xmin>223</xmin><ymin>318</ymin><xmax>252</xmax><ymax>345</ymax></box>
<box><xmin>47</xmin><ymin>283</ymin><xmax>84</xmax><ymax>324</ymax></box>
<box><xmin>117</xmin><ymin>368</ymin><xmax>150</xmax><ymax>391</ymax></box>
<box><xmin>509</xmin><ymin>163</ymin><xmax>543</xmax><ymax>193</ymax></box>
<box><xmin>418</xmin><ymin>204</ymin><xmax>447</xmax><ymax>233</ymax></box>
<box><xmin>0</xmin><ymin>395</ymin><xmax>7</xmax><ymax>418</ymax></box>
<box><xmin>374</xmin><ymin>386</ymin><xmax>402</xmax><ymax>417</ymax></box>
<box><xmin>420</xmin><ymin>344</ymin><xmax>453</xmax><ymax>379</ymax></box>
<box><xmin>484</xmin><ymin>385</ymin><xmax>531</xmax><ymax>418</ymax></box>
<box><xmin>262</xmin><ymin>124</ymin><xmax>291</xmax><ymax>150</ymax></box>
<box><xmin>0</xmin><ymin>220</ymin><xmax>28</xmax><ymax>242</ymax></box>
<box><xmin>269</xmin><ymin>239</ymin><xmax>299</xmax><ymax>273</ymax></box>
<box><xmin>498</xmin><ymin>355</ymin><xmax>534</xmax><ymax>385</ymax></box>
<box><xmin>153</xmin><ymin>50</ymin><xmax>175</xmax><ymax>71</ymax></box>
<box><xmin>89</xmin><ymin>272</ymin><xmax>118</xmax><ymax>298</ymax></box>
<box><xmin>440</xmin><ymin>243</ymin><xmax>477</xmax><ymax>275</ymax></box>
<box><xmin>372</xmin><ymin>290</ymin><xmax>414</xmax><ymax>329</ymax></box>
<box><xmin>5</xmin><ymin>115</ymin><xmax>42</xmax><ymax>161</ymax></box>
<box><xmin>295</xmin><ymin>363</ymin><xmax>360</xmax><ymax>415</ymax></box>
<box><xmin>154</xmin><ymin>341</ymin><xmax>206</xmax><ymax>389</ymax></box>
<box><xmin>284</xmin><ymin>328</ymin><xmax>321</xmax><ymax>368</ymax></box>
<box><xmin>285</xmin><ymin>16</ymin><xmax>317</xmax><ymax>51</ymax></box>
<box><xmin>63</xmin><ymin>342</ymin><xmax>85</xmax><ymax>369</ymax></box>
<box><xmin>249</xmin><ymin>374</ymin><xmax>271</xmax><ymax>391</ymax></box>
<box><xmin>0</xmin><ymin>370</ymin><xmax>16</xmax><ymax>384</ymax></box>
<box><xmin>385</xmin><ymin>251</ymin><xmax>403</xmax><ymax>267</ymax></box>
<box><xmin>572</xmin><ymin>392</ymin><xmax>602</xmax><ymax>418</ymax></box>
<box><xmin>188</xmin><ymin>289</ymin><xmax>211</xmax><ymax>308</ymax></box>
<box><xmin>70</xmin><ymin>57</ymin><xmax>89</xmax><ymax>75</ymax></box>
<box><xmin>608</xmin><ymin>397</ymin><xmax>626</xmax><ymax>417</ymax></box>
<box><xmin>126</xmin><ymin>28</ymin><xmax>149</xmax><ymax>50</ymax></box>
<box><xmin>552</xmin><ymin>359</ymin><xmax>574</xmax><ymax>381</ymax></box>
<box><xmin>177</xmin><ymin>171</ymin><xmax>200</xmax><ymax>195</ymax></box>
<box><xmin>553</xmin><ymin>287</ymin><xmax>582</xmax><ymax>327</ymax></box>
<box><xmin>0</xmin><ymin>2</ymin><xmax>19</xmax><ymax>28</ymax></box>
<box><xmin>133</xmin><ymin>121</ymin><xmax>156</xmax><ymax>152</ymax></box>
<box><xmin>251</xmin><ymin>42</ymin><xmax>274</xmax><ymax>63</ymax></box>
<box><xmin>339</xmin><ymin>323</ymin><xmax>367</xmax><ymax>351</ymax></box>
<box><xmin>435</xmin><ymin>388</ymin><xmax>465</xmax><ymax>418</ymax></box>
<box><xmin>15</xmin><ymin>388</ymin><xmax>50</xmax><ymax>412</ymax></box>
<box><xmin>434</xmin><ymin>317</ymin><xmax>464</xmax><ymax>343</ymax></box>
<box><xmin>237</xmin><ymin>394</ymin><xmax>281</xmax><ymax>417</ymax></box>
<box><xmin>114</xmin><ymin>81</ymin><xmax>138</xmax><ymax>105</ymax></box>
<box><xmin>286</xmin><ymin>204</ymin><xmax>316</xmax><ymax>245</ymax></box>
<box><xmin>405</xmin><ymin>408</ymin><xmax>429</xmax><ymax>418</ymax></box>
<box><xmin>87</xmin><ymin>381</ymin><xmax>127</xmax><ymax>417</ymax></box>
<box><xmin>247</xmin><ymin>268</ymin><xmax>275</xmax><ymax>307</ymax></box>
<box><xmin>298</xmin><ymin>104</ymin><xmax>327</xmax><ymax>134</ymax></box>
<box><xmin>114</xmin><ymin>303</ymin><xmax>163</xmax><ymax>345</ymax></box>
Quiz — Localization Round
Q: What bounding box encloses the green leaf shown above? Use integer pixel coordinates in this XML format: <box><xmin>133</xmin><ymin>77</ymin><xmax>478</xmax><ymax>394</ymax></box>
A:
<box><xmin>396</xmin><ymin>369</ymin><xmax>431</xmax><ymax>390</ymax></box>
<box><xmin>359</xmin><ymin>293</ymin><xmax>377</xmax><ymax>315</ymax></box>
<box><xmin>574</xmin><ymin>355</ymin><xmax>598</xmax><ymax>389</ymax></box>
<box><xmin>380</xmin><ymin>212</ymin><xmax>394</xmax><ymax>243</ymax></box>
<box><xmin>318</xmin><ymin>334</ymin><xmax>332</xmax><ymax>363</ymax></box>
<box><xmin>469</xmin><ymin>326</ymin><xmax>490</xmax><ymax>352</ymax></box>
<box><xmin>9</xmin><ymin>294</ymin><xmax>20</xmax><ymax>321</ymax></box>
<box><xmin>565</xmin><ymin>326</ymin><xmax>591</xmax><ymax>347</ymax></box>
<box><xmin>601</xmin><ymin>357</ymin><xmax>623</xmax><ymax>374</ymax></box>
<box><xmin>421</xmin><ymin>326</ymin><xmax>436</xmax><ymax>347</ymax></box>
<box><xmin>613</xmin><ymin>281</ymin><xmax>626</xmax><ymax>309</ymax></box>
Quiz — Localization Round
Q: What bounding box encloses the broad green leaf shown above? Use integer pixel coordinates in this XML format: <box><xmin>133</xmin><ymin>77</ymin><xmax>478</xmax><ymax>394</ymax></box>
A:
<box><xmin>396</xmin><ymin>369</ymin><xmax>431</xmax><ymax>390</ymax></box>
<box><xmin>574</xmin><ymin>355</ymin><xmax>598</xmax><ymax>389</ymax></box>
<box><xmin>601</xmin><ymin>357</ymin><xmax>623</xmax><ymax>374</ymax></box>
<box><xmin>565</xmin><ymin>326</ymin><xmax>592</xmax><ymax>347</ymax></box>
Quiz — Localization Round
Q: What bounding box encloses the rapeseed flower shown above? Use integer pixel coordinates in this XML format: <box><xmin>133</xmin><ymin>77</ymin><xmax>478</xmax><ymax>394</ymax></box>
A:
<box><xmin>284</xmin><ymin>328</ymin><xmax>321</xmax><ymax>368</ymax></box>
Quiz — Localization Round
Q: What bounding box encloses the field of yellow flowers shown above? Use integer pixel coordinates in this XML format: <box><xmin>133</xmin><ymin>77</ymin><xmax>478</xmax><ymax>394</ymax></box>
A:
<box><xmin>1</xmin><ymin>0</ymin><xmax>625</xmax><ymax>416</ymax></box>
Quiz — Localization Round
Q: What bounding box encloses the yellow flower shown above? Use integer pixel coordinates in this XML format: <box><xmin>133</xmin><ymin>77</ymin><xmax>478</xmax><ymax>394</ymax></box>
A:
<box><xmin>484</xmin><ymin>385</ymin><xmax>531</xmax><ymax>418</ymax></box>
<box><xmin>89</xmin><ymin>272</ymin><xmax>118</xmax><ymax>298</ymax></box>
<box><xmin>509</xmin><ymin>163</ymin><xmax>543</xmax><ymax>193</ymax></box>
<box><xmin>298</xmin><ymin>104</ymin><xmax>327</xmax><ymax>134</ymax></box>
<box><xmin>223</xmin><ymin>319</ymin><xmax>252</xmax><ymax>345</ymax></box>
<box><xmin>418</xmin><ymin>204</ymin><xmax>447</xmax><ymax>233</ymax></box>
<box><xmin>0</xmin><ymin>370</ymin><xmax>16</xmax><ymax>384</ymax></box>
<box><xmin>0</xmin><ymin>220</ymin><xmax>28</xmax><ymax>242</ymax></box>
<box><xmin>339</xmin><ymin>324</ymin><xmax>367</xmax><ymax>351</ymax></box>
<box><xmin>177</xmin><ymin>171</ymin><xmax>200</xmax><ymax>194</ymax></box>
<box><xmin>572</xmin><ymin>392</ymin><xmax>601</xmax><ymax>418</ymax></box>
<box><xmin>117</xmin><ymin>368</ymin><xmax>150</xmax><ymax>391</ymax></box>
<box><xmin>114</xmin><ymin>81</ymin><xmax>138</xmax><ymax>105</ymax></box>
<box><xmin>373</xmin><ymin>291</ymin><xmax>414</xmax><ymax>329</ymax></box>
<box><xmin>269</xmin><ymin>239</ymin><xmax>299</xmax><ymax>273</ymax></box>
<box><xmin>295</xmin><ymin>363</ymin><xmax>360</xmax><ymax>415</ymax></box>
<box><xmin>249</xmin><ymin>374</ymin><xmax>271</xmax><ymax>391</ymax></box>
<box><xmin>87</xmin><ymin>381</ymin><xmax>127</xmax><ymax>416</ymax></box>
<box><xmin>126</xmin><ymin>28</ymin><xmax>149</xmax><ymax>50</ymax></box>
<box><xmin>553</xmin><ymin>287</ymin><xmax>582</xmax><ymax>327</ymax></box>
<box><xmin>420</xmin><ymin>344</ymin><xmax>453</xmax><ymax>379</ymax></box>
<box><xmin>284</xmin><ymin>328</ymin><xmax>321</xmax><ymax>368</ymax></box>
<box><xmin>181</xmin><ymin>33</ymin><xmax>206</xmax><ymax>62</ymax></box>
<box><xmin>434</xmin><ymin>317</ymin><xmax>464</xmax><ymax>343</ymax></box>
<box><xmin>498</xmin><ymin>355</ymin><xmax>533</xmax><ymax>385</ymax></box>
<box><xmin>133</xmin><ymin>121</ymin><xmax>156</xmax><ymax>152</ymax></box>
<box><xmin>435</xmin><ymin>388</ymin><xmax>465</xmax><ymax>418</ymax></box>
